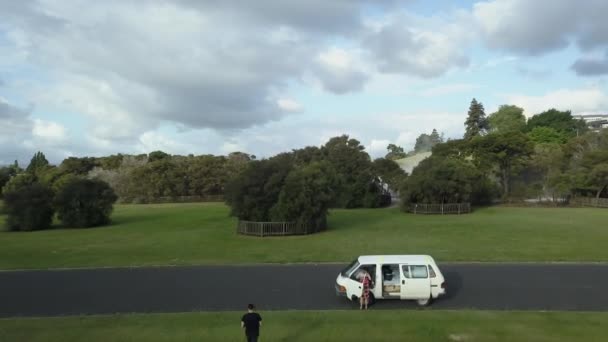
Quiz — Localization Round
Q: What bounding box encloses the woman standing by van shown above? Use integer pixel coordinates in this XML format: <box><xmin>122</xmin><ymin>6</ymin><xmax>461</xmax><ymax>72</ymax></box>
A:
<box><xmin>360</xmin><ymin>272</ymin><xmax>371</xmax><ymax>310</ymax></box>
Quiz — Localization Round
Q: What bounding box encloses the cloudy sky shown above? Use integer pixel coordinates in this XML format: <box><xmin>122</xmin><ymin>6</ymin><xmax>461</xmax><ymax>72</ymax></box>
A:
<box><xmin>1</xmin><ymin>0</ymin><xmax>608</xmax><ymax>165</ymax></box>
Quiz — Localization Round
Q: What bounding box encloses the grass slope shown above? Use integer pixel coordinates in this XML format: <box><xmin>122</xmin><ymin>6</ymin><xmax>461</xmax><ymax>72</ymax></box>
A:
<box><xmin>1</xmin><ymin>203</ymin><xmax>608</xmax><ymax>269</ymax></box>
<box><xmin>1</xmin><ymin>310</ymin><xmax>607</xmax><ymax>342</ymax></box>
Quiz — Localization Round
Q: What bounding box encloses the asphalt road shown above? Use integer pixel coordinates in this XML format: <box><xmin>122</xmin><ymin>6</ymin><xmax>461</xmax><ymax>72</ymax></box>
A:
<box><xmin>1</xmin><ymin>264</ymin><xmax>608</xmax><ymax>317</ymax></box>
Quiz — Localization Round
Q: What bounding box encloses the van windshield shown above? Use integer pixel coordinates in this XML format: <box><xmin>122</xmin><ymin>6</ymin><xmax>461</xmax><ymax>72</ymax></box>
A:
<box><xmin>341</xmin><ymin>259</ymin><xmax>359</xmax><ymax>277</ymax></box>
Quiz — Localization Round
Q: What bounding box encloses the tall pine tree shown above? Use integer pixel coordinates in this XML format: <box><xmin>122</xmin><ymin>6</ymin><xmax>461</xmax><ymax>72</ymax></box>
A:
<box><xmin>26</xmin><ymin>151</ymin><xmax>49</xmax><ymax>178</ymax></box>
<box><xmin>464</xmin><ymin>98</ymin><xmax>488</xmax><ymax>140</ymax></box>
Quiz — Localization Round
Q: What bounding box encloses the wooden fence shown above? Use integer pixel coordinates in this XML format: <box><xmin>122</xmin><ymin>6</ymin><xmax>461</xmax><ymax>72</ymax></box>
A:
<box><xmin>570</xmin><ymin>197</ymin><xmax>608</xmax><ymax>208</ymax></box>
<box><xmin>237</xmin><ymin>220</ymin><xmax>326</xmax><ymax>237</ymax></box>
<box><xmin>408</xmin><ymin>203</ymin><xmax>471</xmax><ymax>215</ymax></box>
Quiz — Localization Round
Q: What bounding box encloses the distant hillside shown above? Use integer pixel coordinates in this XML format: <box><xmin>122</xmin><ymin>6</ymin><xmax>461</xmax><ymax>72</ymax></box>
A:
<box><xmin>394</xmin><ymin>151</ymin><xmax>432</xmax><ymax>174</ymax></box>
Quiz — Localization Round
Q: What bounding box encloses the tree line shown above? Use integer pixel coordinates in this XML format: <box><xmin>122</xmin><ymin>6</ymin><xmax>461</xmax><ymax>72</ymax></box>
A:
<box><xmin>398</xmin><ymin>99</ymin><xmax>607</xmax><ymax>207</ymax></box>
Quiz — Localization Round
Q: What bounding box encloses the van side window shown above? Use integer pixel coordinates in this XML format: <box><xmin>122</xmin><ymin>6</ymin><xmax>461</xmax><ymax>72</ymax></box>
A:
<box><xmin>428</xmin><ymin>265</ymin><xmax>437</xmax><ymax>278</ymax></box>
<box><xmin>410</xmin><ymin>265</ymin><xmax>428</xmax><ymax>279</ymax></box>
<box><xmin>401</xmin><ymin>265</ymin><xmax>410</xmax><ymax>278</ymax></box>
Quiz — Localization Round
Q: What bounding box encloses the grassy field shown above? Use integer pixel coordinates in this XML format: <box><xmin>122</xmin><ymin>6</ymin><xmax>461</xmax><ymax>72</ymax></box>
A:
<box><xmin>1</xmin><ymin>203</ymin><xmax>608</xmax><ymax>269</ymax></box>
<box><xmin>1</xmin><ymin>310</ymin><xmax>607</xmax><ymax>341</ymax></box>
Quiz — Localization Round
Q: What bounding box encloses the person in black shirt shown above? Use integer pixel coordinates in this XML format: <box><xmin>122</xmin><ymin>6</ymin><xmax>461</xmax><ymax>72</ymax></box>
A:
<box><xmin>241</xmin><ymin>304</ymin><xmax>262</xmax><ymax>342</ymax></box>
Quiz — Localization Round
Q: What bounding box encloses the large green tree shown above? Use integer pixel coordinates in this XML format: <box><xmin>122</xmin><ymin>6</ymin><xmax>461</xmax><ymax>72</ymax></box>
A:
<box><xmin>26</xmin><ymin>151</ymin><xmax>50</xmax><ymax>178</ymax></box>
<box><xmin>413</xmin><ymin>129</ymin><xmax>443</xmax><ymax>153</ymax></box>
<box><xmin>322</xmin><ymin>135</ymin><xmax>382</xmax><ymax>208</ymax></box>
<box><xmin>224</xmin><ymin>154</ymin><xmax>294</xmax><ymax>221</ymax></box>
<box><xmin>54</xmin><ymin>178</ymin><xmax>118</xmax><ymax>228</ymax></box>
<box><xmin>471</xmin><ymin>131</ymin><xmax>534</xmax><ymax>197</ymax></box>
<box><xmin>526</xmin><ymin>109</ymin><xmax>587</xmax><ymax>137</ymax></box>
<box><xmin>488</xmin><ymin>105</ymin><xmax>526</xmax><ymax>133</ymax></box>
<box><xmin>385</xmin><ymin>144</ymin><xmax>407</xmax><ymax>160</ymax></box>
<box><xmin>269</xmin><ymin>161</ymin><xmax>334</xmax><ymax>229</ymax></box>
<box><xmin>372</xmin><ymin>158</ymin><xmax>407</xmax><ymax>192</ymax></box>
<box><xmin>400</xmin><ymin>156</ymin><xmax>492</xmax><ymax>205</ymax></box>
<box><xmin>3</xmin><ymin>180</ymin><xmax>55</xmax><ymax>231</ymax></box>
<box><xmin>464</xmin><ymin>98</ymin><xmax>489</xmax><ymax>140</ymax></box>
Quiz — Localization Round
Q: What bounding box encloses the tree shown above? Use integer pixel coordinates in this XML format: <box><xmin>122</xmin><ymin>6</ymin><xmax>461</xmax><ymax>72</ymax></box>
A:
<box><xmin>59</xmin><ymin>157</ymin><xmax>99</xmax><ymax>175</ymax></box>
<box><xmin>429</xmin><ymin>129</ymin><xmax>443</xmax><ymax>145</ymax></box>
<box><xmin>270</xmin><ymin>161</ymin><xmax>333</xmax><ymax>229</ymax></box>
<box><xmin>385</xmin><ymin>144</ymin><xmax>407</xmax><ymax>160</ymax></box>
<box><xmin>471</xmin><ymin>131</ymin><xmax>534</xmax><ymax>197</ymax></box>
<box><xmin>225</xmin><ymin>154</ymin><xmax>294</xmax><ymax>221</ymax></box>
<box><xmin>488</xmin><ymin>105</ymin><xmax>526</xmax><ymax>133</ymax></box>
<box><xmin>26</xmin><ymin>151</ymin><xmax>50</xmax><ymax>178</ymax></box>
<box><xmin>527</xmin><ymin>126</ymin><xmax>569</xmax><ymax>144</ymax></box>
<box><xmin>464</xmin><ymin>98</ymin><xmax>489</xmax><ymax>140</ymax></box>
<box><xmin>414</xmin><ymin>129</ymin><xmax>444</xmax><ymax>153</ymax></box>
<box><xmin>400</xmin><ymin>156</ymin><xmax>493</xmax><ymax>206</ymax></box>
<box><xmin>148</xmin><ymin>150</ymin><xmax>170</xmax><ymax>162</ymax></box>
<box><xmin>372</xmin><ymin>158</ymin><xmax>407</xmax><ymax>192</ymax></box>
<box><xmin>526</xmin><ymin>109</ymin><xmax>587</xmax><ymax>137</ymax></box>
<box><xmin>54</xmin><ymin>178</ymin><xmax>118</xmax><ymax>228</ymax></box>
<box><xmin>321</xmin><ymin>135</ymin><xmax>381</xmax><ymax>208</ymax></box>
<box><xmin>3</xmin><ymin>181</ymin><xmax>55</xmax><ymax>231</ymax></box>
<box><xmin>528</xmin><ymin>143</ymin><xmax>566</xmax><ymax>200</ymax></box>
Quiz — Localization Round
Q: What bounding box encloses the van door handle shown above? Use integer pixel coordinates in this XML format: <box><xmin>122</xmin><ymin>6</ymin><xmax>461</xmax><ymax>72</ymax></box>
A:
<box><xmin>402</xmin><ymin>280</ymin><xmax>405</xmax><ymax>285</ymax></box>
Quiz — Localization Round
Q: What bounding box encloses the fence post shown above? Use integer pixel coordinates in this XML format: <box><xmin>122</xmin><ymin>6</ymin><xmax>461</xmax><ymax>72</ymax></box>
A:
<box><xmin>458</xmin><ymin>204</ymin><xmax>461</xmax><ymax>214</ymax></box>
<box><xmin>441</xmin><ymin>204</ymin><xmax>444</xmax><ymax>215</ymax></box>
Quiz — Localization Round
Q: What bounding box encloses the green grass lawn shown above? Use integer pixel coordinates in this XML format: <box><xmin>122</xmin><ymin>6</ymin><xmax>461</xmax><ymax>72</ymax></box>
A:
<box><xmin>1</xmin><ymin>310</ymin><xmax>607</xmax><ymax>342</ymax></box>
<box><xmin>1</xmin><ymin>203</ymin><xmax>608</xmax><ymax>269</ymax></box>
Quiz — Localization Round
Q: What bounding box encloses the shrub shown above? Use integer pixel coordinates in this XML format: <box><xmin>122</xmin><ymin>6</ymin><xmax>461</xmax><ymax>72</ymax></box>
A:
<box><xmin>55</xmin><ymin>178</ymin><xmax>118</xmax><ymax>228</ymax></box>
<box><xmin>3</xmin><ymin>181</ymin><xmax>55</xmax><ymax>231</ymax></box>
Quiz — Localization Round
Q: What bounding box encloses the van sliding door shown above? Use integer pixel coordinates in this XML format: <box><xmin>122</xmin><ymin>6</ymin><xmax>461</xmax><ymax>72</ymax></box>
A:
<box><xmin>400</xmin><ymin>264</ymin><xmax>431</xmax><ymax>300</ymax></box>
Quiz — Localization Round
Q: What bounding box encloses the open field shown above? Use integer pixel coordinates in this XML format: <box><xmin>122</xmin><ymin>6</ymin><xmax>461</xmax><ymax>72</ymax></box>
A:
<box><xmin>1</xmin><ymin>203</ymin><xmax>608</xmax><ymax>269</ymax></box>
<box><xmin>1</xmin><ymin>310</ymin><xmax>607</xmax><ymax>342</ymax></box>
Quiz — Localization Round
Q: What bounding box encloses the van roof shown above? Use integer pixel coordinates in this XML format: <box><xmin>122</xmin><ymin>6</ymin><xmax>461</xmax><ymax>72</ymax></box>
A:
<box><xmin>358</xmin><ymin>255</ymin><xmax>435</xmax><ymax>265</ymax></box>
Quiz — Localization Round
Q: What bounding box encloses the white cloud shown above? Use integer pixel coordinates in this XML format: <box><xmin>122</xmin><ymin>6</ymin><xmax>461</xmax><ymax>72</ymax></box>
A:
<box><xmin>277</xmin><ymin>98</ymin><xmax>303</xmax><ymax>112</ymax></box>
<box><xmin>506</xmin><ymin>86</ymin><xmax>608</xmax><ymax>117</ymax></box>
<box><xmin>363</xmin><ymin>11</ymin><xmax>474</xmax><ymax>78</ymax></box>
<box><xmin>313</xmin><ymin>47</ymin><xmax>370</xmax><ymax>94</ymax></box>
<box><xmin>473</xmin><ymin>0</ymin><xmax>608</xmax><ymax>55</ymax></box>
<box><xmin>32</xmin><ymin>119</ymin><xmax>67</xmax><ymax>141</ymax></box>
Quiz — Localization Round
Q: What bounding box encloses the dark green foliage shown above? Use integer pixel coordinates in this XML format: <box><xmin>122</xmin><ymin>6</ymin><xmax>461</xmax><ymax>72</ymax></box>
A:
<box><xmin>3</xmin><ymin>181</ymin><xmax>55</xmax><ymax>231</ymax></box>
<box><xmin>25</xmin><ymin>151</ymin><xmax>50</xmax><ymax>178</ymax></box>
<box><xmin>148</xmin><ymin>151</ymin><xmax>170</xmax><ymax>162</ymax></box>
<box><xmin>526</xmin><ymin>109</ymin><xmax>587</xmax><ymax>137</ymax></box>
<box><xmin>488</xmin><ymin>105</ymin><xmax>526</xmax><ymax>133</ymax></box>
<box><xmin>527</xmin><ymin>127</ymin><xmax>569</xmax><ymax>144</ymax></box>
<box><xmin>400</xmin><ymin>156</ymin><xmax>491</xmax><ymax>206</ymax></box>
<box><xmin>464</xmin><ymin>98</ymin><xmax>489</xmax><ymax>140</ymax></box>
<box><xmin>385</xmin><ymin>144</ymin><xmax>407</xmax><ymax>160</ymax></box>
<box><xmin>59</xmin><ymin>157</ymin><xmax>99</xmax><ymax>175</ymax></box>
<box><xmin>225</xmin><ymin>154</ymin><xmax>294</xmax><ymax>221</ymax></box>
<box><xmin>270</xmin><ymin>162</ymin><xmax>333</xmax><ymax>229</ymax></box>
<box><xmin>414</xmin><ymin>129</ymin><xmax>443</xmax><ymax>153</ymax></box>
<box><xmin>471</xmin><ymin>131</ymin><xmax>534</xmax><ymax>197</ymax></box>
<box><xmin>372</xmin><ymin>158</ymin><xmax>407</xmax><ymax>191</ymax></box>
<box><xmin>54</xmin><ymin>178</ymin><xmax>118</xmax><ymax>228</ymax></box>
<box><xmin>322</xmin><ymin>135</ymin><xmax>383</xmax><ymax>208</ymax></box>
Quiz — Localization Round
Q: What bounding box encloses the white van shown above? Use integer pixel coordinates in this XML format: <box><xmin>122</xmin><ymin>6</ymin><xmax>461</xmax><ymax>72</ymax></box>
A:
<box><xmin>335</xmin><ymin>255</ymin><xmax>446</xmax><ymax>306</ymax></box>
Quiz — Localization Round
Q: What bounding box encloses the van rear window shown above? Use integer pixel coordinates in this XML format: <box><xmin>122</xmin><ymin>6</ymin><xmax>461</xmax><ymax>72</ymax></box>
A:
<box><xmin>428</xmin><ymin>265</ymin><xmax>437</xmax><ymax>278</ymax></box>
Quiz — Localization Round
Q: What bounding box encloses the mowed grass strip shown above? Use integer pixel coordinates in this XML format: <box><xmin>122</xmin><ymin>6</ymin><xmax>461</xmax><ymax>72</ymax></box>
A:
<box><xmin>1</xmin><ymin>310</ymin><xmax>607</xmax><ymax>342</ymax></box>
<box><xmin>1</xmin><ymin>203</ymin><xmax>608</xmax><ymax>269</ymax></box>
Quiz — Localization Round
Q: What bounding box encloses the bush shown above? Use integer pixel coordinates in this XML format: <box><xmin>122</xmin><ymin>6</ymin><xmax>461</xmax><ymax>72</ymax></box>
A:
<box><xmin>3</xmin><ymin>182</ymin><xmax>55</xmax><ymax>231</ymax></box>
<box><xmin>54</xmin><ymin>178</ymin><xmax>118</xmax><ymax>228</ymax></box>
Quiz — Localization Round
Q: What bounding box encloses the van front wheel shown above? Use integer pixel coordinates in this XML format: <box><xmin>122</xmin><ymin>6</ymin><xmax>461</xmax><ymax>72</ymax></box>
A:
<box><xmin>416</xmin><ymin>297</ymin><xmax>432</xmax><ymax>307</ymax></box>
